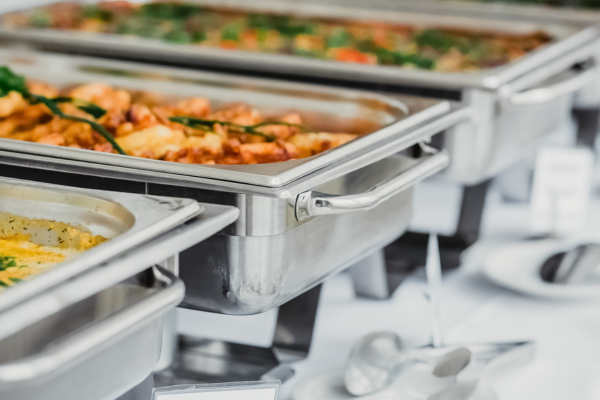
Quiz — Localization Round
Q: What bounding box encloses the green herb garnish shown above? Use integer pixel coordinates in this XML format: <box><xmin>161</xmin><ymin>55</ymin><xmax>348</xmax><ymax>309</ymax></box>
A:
<box><xmin>169</xmin><ymin>116</ymin><xmax>313</xmax><ymax>142</ymax></box>
<box><xmin>375</xmin><ymin>48</ymin><xmax>435</xmax><ymax>70</ymax></box>
<box><xmin>0</xmin><ymin>66</ymin><xmax>127</xmax><ymax>155</ymax></box>
<box><xmin>327</xmin><ymin>28</ymin><xmax>353</xmax><ymax>49</ymax></box>
<box><xmin>0</xmin><ymin>256</ymin><xmax>17</xmax><ymax>271</ymax></box>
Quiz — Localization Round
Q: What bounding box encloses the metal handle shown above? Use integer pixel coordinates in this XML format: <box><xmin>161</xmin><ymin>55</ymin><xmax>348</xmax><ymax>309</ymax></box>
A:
<box><xmin>295</xmin><ymin>147</ymin><xmax>449</xmax><ymax>221</ymax></box>
<box><xmin>503</xmin><ymin>65</ymin><xmax>598</xmax><ymax>107</ymax></box>
<box><xmin>0</xmin><ymin>267</ymin><xmax>184</xmax><ymax>384</ymax></box>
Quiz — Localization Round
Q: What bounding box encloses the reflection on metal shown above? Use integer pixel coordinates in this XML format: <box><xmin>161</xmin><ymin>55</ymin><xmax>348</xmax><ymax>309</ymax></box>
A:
<box><xmin>155</xmin><ymin>285</ymin><xmax>322</xmax><ymax>385</ymax></box>
<box><xmin>295</xmin><ymin>147</ymin><xmax>448</xmax><ymax>221</ymax></box>
<box><xmin>0</xmin><ymin>267</ymin><xmax>183</xmax><ymax>400</ymax></box>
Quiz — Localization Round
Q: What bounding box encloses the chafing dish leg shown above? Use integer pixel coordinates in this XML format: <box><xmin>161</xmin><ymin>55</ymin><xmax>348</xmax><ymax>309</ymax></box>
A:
<box><xmin>350</xmin><ymin>250</ymin><xmax>390</xmax><ymax>299</ymax></box>
<box><xmin>153</xmin><ymin>285</ymin><xmax>322</xmax><ymax>385</ymax></box>
<box><xmin>573</xmin><ymin>108</ymin><xmax>600</xmax><ymax>149</ymax></box>
<box><xmin>272</xmin><ymin>284</ymin><xmax>322</xmax><ymax>362</ymax></box>
<box><xmin>365</xmin><ymin>179</ymin><xmax>492</xmax><ymax>299</ymax></box>
<box><xmin>154</xmin><ymin>309</ymin><xmax>178</xmax><ymax>372</ymax></box>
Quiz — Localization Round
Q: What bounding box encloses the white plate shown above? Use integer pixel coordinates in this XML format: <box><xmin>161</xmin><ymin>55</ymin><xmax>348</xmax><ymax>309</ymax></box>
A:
<box><xmin>482</xmin><ymin>240</ymin><xmax>600</xmax><ymax>299</ymax></box>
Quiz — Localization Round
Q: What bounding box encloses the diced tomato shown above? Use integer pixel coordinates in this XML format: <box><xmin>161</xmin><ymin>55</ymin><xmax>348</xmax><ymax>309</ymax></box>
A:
<box><xmin>220</xmin><ymin>40</ymin><xmax>239</xmax><ymax>50</ymax></box>
<box><xmin>334</xmin><ymin>48</ymin><xmax>377</xmax><ymax>64</ymax></box>
<box><xmin>241</xmin><ymin>30</ymin><xmax>259</xmax><ymax>50</ymax></box>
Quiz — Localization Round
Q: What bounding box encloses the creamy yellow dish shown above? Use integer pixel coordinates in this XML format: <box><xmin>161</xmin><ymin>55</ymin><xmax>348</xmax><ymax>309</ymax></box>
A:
<box><xmin>0</xmin><ymin>212</ymin><xmax>107</xmax><ymax>288</ymax></box>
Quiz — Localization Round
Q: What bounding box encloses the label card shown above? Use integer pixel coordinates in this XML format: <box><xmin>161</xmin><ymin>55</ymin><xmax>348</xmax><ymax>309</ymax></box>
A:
<box><xmin>529</xmin><ymin>147</ymin><xmax>594</xmax><ymax>236</ymax></box>
<box><xmin>153</xmin><ymin>381</ymin><xmax>280</xmax><ymax>400</ymax></box>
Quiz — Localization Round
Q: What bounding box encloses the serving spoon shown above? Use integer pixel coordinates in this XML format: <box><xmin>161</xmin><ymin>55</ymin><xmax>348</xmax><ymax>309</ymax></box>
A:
<box><xmin>344</xmin><ymin>332</ymin><xmax>533</xmax><ymax>397</ymax></box>
<box><xmin>344</xmin><ymin>331</ymin><xmax>471</xmax><ymax>396</ymax></box>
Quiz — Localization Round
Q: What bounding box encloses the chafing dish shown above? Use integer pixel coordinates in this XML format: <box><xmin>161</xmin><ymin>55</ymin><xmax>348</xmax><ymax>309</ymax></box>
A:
<box><xmin>0</xmin><ymin>177</ymin><xmax>240</xmax><ymax>399</ymax></box>
<box><xmin>0</xmin><ymin>1</ymin><xmax>596</xmax><ymax>184</ymax></box>
<box><xmin>394</xmin><ymin>0</ymin><xmax>600</xmax><ymax>110</ymax></box>
<box><xmin>0</xmin><ymin>50</ymin><xmax>467</xmax><ymax>314</ymax></box>
<box><xmin>0</xmin><ymin>267</ymin><xmax>179</xmax><ymax>400</ymax></box>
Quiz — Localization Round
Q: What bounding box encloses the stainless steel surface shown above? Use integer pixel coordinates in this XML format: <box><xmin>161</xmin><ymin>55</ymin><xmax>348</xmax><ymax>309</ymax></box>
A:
<box><xmin>345</xmin><ymin>331</ymin><xmax>404</xmax><ymax>396</ymax></box>
<box><xmin>295</xmin><ymin>146</ymin><xmax>448</xmax><ymax>221</ymax></box>
<box><xmin>0</xmin><ymin>266</ymin><xmax>183</xmax><ymax>400</ymax></box>
<box><xmin>0</xmin><ymin>0</ymin><xmax>596</xmax><ymax>90</ymax></box>
<box><xmin>179</xmin><ymin>154</ymin><xmax>422</xmax><ymax>314</ymax></box>
<box><xmin>0</xmin><ymin>2</ymin><xmax>596</xmax><ymax>184</ymax></box>
<box><xmin>350</xmin><ymin>250</ymin><xmax>390</xmax><ymax>300</ymax></box>
<box><xmin>502</xmin><ymin>65</ymin><xmax>599</xmax><ymax>107</ymax></box>
<box><xmin>0</xmin><ymin>50</ymin><xmax>465</xmax><ymax>314</ymax></box>
<box><xmin>0</xmin><ymin>176</ymin><xmax>201</xmax><ymax>313</ymax></box>
<box><xmin>432</xmin><ymin>348</ymin><xmax>472</xmax><ymax>378</ymax></box>
<box><xmin>0</xmin><ymin>202</ymin><xmax>239</xmax><ymax>342</ymax></box>
<box><xmin>0</xmin><ymin>48</ymin><xmax>451</xmax><ymax>187</ymax></box>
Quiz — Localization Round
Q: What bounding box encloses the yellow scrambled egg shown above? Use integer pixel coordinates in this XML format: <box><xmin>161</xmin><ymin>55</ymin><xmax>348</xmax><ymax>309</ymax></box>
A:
<box><xmin>0</xmin><ymin>239</ymin><xmax>81</xmax><ymax>287</ymax></box>
<box><xmin>0</xmin><ymin>212</ymin><xmax>107</xmax><ymax>288</ymax></box>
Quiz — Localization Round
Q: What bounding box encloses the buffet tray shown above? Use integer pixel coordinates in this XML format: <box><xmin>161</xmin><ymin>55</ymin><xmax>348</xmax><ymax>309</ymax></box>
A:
<box><xmin>0</xmin><ymin>176</ymin><xmax>203</xmax><ymax>313</ymax></box>
<box><xmin>0</xmin><ymin>267</ymin><xmax>183</xmax><ymax>400</ymax></box>
<box><xmin>0</xmin><ymin>0</ymin><xmax>596</xmax><ymax>90</ymax></box>
<box><xmin>0</xmin><ymin>48</ymin><xmax>450</xmax><ymax>187</ymax></box>
<box><xmin>0</xmin><ymin>49</ymin><xmax>465</xmax><ymax>314</ymax></box>
<box><xmin>0</xmin><ymin>177</ymin><xmax>239</xmax><ymax>399</ymax></box>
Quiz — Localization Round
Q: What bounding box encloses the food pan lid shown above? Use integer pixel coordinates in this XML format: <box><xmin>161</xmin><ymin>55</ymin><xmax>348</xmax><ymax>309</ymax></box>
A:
<box><xmin>0</xmin><ymin>177</ymin><xmax>227</xmax><ymax>313</ymax></box>
<box><xmin>0</xmin><ymin>0</ymin><xmax>597</xmax><ymax>90</ymax></box>
<box><xmin>0</xmin><ymin>49</ymin><xmax>452</xmax><ymax>188</ymax></box>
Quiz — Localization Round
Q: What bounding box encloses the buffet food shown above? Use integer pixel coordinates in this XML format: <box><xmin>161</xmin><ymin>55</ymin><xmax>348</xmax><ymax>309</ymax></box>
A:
<box><xmin>0</xmin><ymin>211</ymin><xmax>106</xmax><ymax>288</ymax></box>
<box><xmin>2</xmin><ymin>1</ymin><xmax>553</xmax><ymax>72</ymax></box>
<box><xmin>0</xmin><ymin>67</ymin><xmax>357</xmax><ymax>164</ymax></box>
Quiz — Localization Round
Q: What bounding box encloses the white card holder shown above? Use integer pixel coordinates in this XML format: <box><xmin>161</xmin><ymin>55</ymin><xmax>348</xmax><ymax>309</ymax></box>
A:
<box><xmin>530</xmin><ymin>146</ymin><xmax>594</xmax><ymax>236</ymax></box>
<box><xmin>153</xmin><ymin>380</ymin><xmax>281</xmax><ymax>400</ymax></box>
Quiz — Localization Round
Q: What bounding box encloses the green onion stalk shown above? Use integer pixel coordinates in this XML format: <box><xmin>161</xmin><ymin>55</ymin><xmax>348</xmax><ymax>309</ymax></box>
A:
<box><xmin>169</xmin><ymin>116</ymin><xmax>313</xmax><ymax>142</ymax></box>
<box><xmin>0</xmin><ymin>66</ymin><xmax>127</xmax><ymax>155</ymax></box>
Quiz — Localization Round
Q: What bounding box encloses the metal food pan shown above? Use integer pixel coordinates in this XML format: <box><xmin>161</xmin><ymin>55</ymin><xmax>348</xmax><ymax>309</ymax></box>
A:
<box><xmin>0</xmin><ymin>2</ymin><xmax>596</xmax><ymax>184</ymax></box>
<box><xmin>0</xmin><ymin>48</ymin><xmax>450</xmax><ymax>187</ymax></box>
<box><xmin>178</xmin><ymin>153</ymin><xmax>430</xmax><ymax>314</ymax></box>
<box><xmin>0</xmin><ymin>146</ymin><xmax>450</xmax><ymax>315</ymax></box>
<box><xmin>0</xmin><ymin>175</ymin><xmax>201</xmax><ymax>313</ymax></box>
<box><xmin>0</xmin><ymin>50</ymin><xmax>465</xmax><ymax>314</ymax></box>
<box><xmin>0</xmin><ymin>0</ymin><xmax>594</xmax><ymax>90</ymax></box>
<box><xmin>0</xmin><ymin>177</ymin><xmax>239</xmax><ymax>399</ymax></box>
<box><xmin>0</xmin><ymin>176</ymin><xmax>239</xmax><ymax>338</ymax></box>
<box><xmin>0</xmin><ymin>266</ymin><xmax>183</xmax><ymax>400</ymax></box>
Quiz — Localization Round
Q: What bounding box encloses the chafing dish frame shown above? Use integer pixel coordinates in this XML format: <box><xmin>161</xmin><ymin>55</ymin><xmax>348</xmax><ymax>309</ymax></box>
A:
<box><xmin>0</xmin><ymin>176</ymin><xmax>202</xmax><ymax>314</ymax></box>
<box><xmin>0</xmin><ymin>1</ymin><xmax>597</xmax><ymax>184</ymax></box>
<box><xmin>0</xmin><ymin>51</ymin><xmax>468</xmax><ymax>315</ymax></box>
<box><xmin>0</xmin><ymin>177</ymin><xmax>239</xmax><ymax>399</ymax></box>
<box><xmin>0</xmin><ymin>49</ymin><xmax>450</xmax><ymax>187</ymax></box>
<box><xmin>0</xmin><ymin>266</ymin><xmax>183</xmax><ymax>400</ymax></box>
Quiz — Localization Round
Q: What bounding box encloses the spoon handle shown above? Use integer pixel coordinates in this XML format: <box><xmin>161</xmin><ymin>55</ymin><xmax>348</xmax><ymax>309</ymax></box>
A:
<box><xmin>426</xmin><ymin>233</ymin><xmax>444</xmax><ymax>348</ymax></box>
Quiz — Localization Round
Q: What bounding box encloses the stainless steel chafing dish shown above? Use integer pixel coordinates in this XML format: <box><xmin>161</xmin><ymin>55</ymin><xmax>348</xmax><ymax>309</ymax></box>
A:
<box><xmin>391</xmin><ymin>0</ymin><xmax>600</xmax><ymax>110</ymax></box>
<box><xmin>0</xmin><ymin>177</ymin><xmax>239</xmax><ymax>400</ymax></box>
<box><xmin>0</xmin><ymin>0</ymin><xmax>595</xmax><ymax>184</ymax></box>
<box><xmin>0</xmin><ymin>50</ymin><xmax>467</xmax><ymax>314</ymax></box>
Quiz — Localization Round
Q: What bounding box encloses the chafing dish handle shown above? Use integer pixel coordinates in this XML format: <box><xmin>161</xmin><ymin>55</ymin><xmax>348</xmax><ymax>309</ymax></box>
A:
<box><xmin>503</xmin><ymin>65</ymin><xmax>599</xmax><ymax>107</ymax></box>
<box><xmin>0</xmin><ymin>267</ymin><xmax>184</xmax><ymax>384</ymax></box>
<box><xmin>295</xmin><ymin>147</ymin><xmax>449</xmax><ymax>221</ymax></box>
